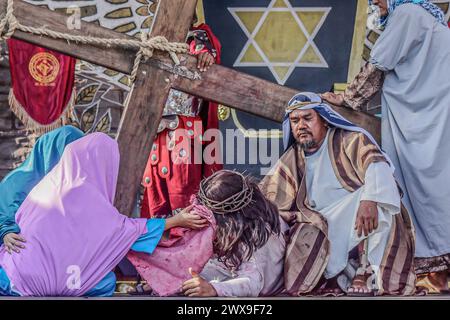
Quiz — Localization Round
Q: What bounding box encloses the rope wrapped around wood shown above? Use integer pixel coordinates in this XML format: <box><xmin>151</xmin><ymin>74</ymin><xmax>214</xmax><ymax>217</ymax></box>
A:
<box><xmin>0</xmin><ymin>0</ymin><xmax>189</xmax><ymax>83</ymax></box>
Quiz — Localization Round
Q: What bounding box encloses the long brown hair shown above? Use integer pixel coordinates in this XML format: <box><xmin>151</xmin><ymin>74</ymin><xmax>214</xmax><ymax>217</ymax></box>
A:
<box><xmin>198</xmin><ymin>170</ymin><xmax>280</xmax><ymax>269</ymax></box>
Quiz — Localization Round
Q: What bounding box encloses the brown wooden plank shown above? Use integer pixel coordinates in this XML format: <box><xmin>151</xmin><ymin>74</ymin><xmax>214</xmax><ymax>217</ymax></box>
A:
<box><xmin>0</xmin><ymin>0</ymin><xmax>135</xmax><ymax>74</ymax></box>
<box><xmin>114</xmin><ymin>0</ymin><xmax>198</xmax><ymax>216</ymax></box>
<box><xmin>114</xmin><ymin>64</ymin><xmax>172</xmax><ymax>216</ymax></box>
<box><xmin>172</xmin><ymin>55</ymin><xmax>381</xmax><ymax>143</ymax></box>
<box><xmin>1</xmin><ymin>0</ymin><xmax>379</xmax><ymax>141</ymax></box>
<box><xmin>150</xmin><ymin>0</ymin><xmax>198</xmax><ymax>43</ymax></box>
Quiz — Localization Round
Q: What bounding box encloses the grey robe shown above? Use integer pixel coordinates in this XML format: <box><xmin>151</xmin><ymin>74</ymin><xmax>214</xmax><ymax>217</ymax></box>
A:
<box><xmin>370</xmin><ymin>3</ymin><xmax>450</xmax><ymax>258</ymax></box>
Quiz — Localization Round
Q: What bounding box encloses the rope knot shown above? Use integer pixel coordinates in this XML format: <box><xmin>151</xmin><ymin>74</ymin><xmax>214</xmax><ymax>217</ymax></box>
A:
<box><xmin>139</xmin><ymin>32</ymin><xmax>154</xmax><ymax>61</ymax></box>
<box><xmin>145</xmin><ymin>35</ymin><xmax>186</xmax><ymax>65</ymax></box>
<box><xmin>134</xmin><ymin>34</ymin><xmax>187</xmax><ymax>74</ymax></box>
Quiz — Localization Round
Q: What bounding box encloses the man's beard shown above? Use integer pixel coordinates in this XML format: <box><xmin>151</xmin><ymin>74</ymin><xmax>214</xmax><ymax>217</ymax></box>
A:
<box><xmin>299</xmin><ymin>139</ymin><xmax>318</xmax><ymax>151</ymax></box>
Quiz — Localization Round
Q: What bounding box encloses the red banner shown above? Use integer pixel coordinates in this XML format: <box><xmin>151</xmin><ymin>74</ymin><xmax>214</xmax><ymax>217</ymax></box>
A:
<box><xmin>7</xmin><ymin>39</ymin><xmax>76</xmax><ymax>133</ymax></box>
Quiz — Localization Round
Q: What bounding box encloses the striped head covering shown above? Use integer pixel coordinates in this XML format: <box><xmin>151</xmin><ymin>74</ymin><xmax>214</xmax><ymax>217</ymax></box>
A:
<box><xmin>369</xmin><ymin>0</ymin><xmax>446</xmax><ymax>27</ymax></box>
<box><xmin>283</xmin><ymin>92</ymin><xmax>392</xmax><ymax>166</ymax></box>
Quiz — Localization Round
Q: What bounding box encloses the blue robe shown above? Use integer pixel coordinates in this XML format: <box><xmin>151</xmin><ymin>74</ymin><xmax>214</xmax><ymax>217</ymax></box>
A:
<box><xmin>0</xmin><ymin>126</ymin><xmax>84</xmax><ymax>296</ymax></box>
<box><xmin>0</xmin><ymin>126</ymin><xmax>84</xmax><ymax>242</ymax></box>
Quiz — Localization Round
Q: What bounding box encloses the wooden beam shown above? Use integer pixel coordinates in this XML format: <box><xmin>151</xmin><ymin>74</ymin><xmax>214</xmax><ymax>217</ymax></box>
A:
<box><xmin>114</xmin><ymin>0</ymin><xmax>198</xmax><ymax>216</ymax></box>
<box><xmin>113</xmin><ymin>64</ymin><xmax>172</xmax><ymax>216</ymax></box>
<box><xmin>150</xmin><ymin>0</ymin><xmax>198</xmax><ymax>43</ymax></box>
<box><xmin>0</xmin><ymin>0</ymin><xmax>136</xmax><ymax>74</ymax></box>
<box><xmin>1</xmin><ymin>0</ymin><xmax>379</xmax><ymax>141</ymax></box>
<box><xmin>0</xmin><ymin>0</ymin><xmax>199</xmax><ymax>75</ymax></box>
<box><xmin>172</xmin><ymin>55</ymin><xmax>381</xmax><ymax>143</ymax></box>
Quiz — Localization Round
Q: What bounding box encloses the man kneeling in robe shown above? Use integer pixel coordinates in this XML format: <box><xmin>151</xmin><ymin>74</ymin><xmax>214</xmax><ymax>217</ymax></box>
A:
<box><xmin>260</xmin><ymin>92</ymin><xmax>416</xmax><ymax>296</ymax></box>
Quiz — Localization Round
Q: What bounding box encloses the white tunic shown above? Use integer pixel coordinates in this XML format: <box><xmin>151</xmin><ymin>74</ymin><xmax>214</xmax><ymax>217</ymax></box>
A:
<box><xmin>200</xmin><ymin>223</ymin><xmax>286</xmax><ymax>297</ymax></box>
<box><xmin>305</xmin><ymin>130</ymin><xmax>401</xmax><ymax>278</ymax></box>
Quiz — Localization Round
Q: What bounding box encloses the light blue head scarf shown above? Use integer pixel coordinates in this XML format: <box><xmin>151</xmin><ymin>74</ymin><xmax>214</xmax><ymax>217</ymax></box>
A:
<box><xmin>369</xmin><ymin>0</ymin><xmax>446</xmax><ymax>27</ymax></box>
<box><xmin>283</xmin><ymin>92</ymin><xmax>392</xmax><ymax>165</ymax></box>
<box><xmin>0</xmin><ymin>125</ymin><xmax>84</xmax><ymax>242</ymax></box>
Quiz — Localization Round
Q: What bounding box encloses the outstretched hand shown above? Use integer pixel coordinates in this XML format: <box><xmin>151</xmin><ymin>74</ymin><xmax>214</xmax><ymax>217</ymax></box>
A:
<box><xmin>3</xmin><ymin>233</ymin><xmax>26</xmax><ymax>254</ymax></box>
<box><xmin>182</xmin><ymin>267</ymin><xmax>217</xmax><ymax>297</ymax></box>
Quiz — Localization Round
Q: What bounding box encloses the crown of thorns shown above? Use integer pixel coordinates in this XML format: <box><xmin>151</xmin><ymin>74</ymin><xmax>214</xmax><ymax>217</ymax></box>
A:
<box><xmin>197</xmin><ymin>170</ymin><xmax>254</xmax><ymax>214</ymax></box>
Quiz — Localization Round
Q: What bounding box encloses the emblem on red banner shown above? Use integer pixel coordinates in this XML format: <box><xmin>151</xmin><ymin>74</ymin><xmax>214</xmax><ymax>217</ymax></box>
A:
<box><xmin>7</xmin><ymin>39</ymin><xmax>76</xmax><ymax>133</ymax></box>
<box><xmin>28</xmin><ymin>52</ymin><xmax>61</xmax><ymax>86</ymax></box>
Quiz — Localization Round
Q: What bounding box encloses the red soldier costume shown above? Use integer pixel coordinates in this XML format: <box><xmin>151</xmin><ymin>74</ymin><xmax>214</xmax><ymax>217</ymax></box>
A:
<box><xmin>140</xmin><ymin>24</ymin><xmax>222</xmax><ymax>226</ymax></box>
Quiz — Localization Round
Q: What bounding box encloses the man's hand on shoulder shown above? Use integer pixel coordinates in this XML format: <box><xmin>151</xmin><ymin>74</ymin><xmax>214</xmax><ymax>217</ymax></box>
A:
<box><xmin>320</xmin><ymin>92</ymin><xmax>344</xmax><ymax>106</ymax></box>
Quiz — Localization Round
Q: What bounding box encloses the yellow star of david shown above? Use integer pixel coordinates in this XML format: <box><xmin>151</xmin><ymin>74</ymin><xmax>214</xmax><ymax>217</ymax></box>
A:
<box><xmin>229</xmin><ymin>0</ymin><xmax>331</xmax><ymax>85</ymax></box>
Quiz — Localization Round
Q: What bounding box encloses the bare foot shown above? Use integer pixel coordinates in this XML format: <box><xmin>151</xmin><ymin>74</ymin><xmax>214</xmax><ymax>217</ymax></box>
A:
<box><xmin>348</xmin><ymin>273</ymin><xmax>373</xmax><ymax>296</ymax></box>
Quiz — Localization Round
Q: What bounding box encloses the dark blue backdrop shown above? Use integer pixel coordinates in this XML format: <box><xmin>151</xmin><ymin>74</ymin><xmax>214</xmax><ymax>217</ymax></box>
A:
<box><xmin>202</xmin><ymin>0</ymin><xmax>358</xmax><ymax>177</ymax></box>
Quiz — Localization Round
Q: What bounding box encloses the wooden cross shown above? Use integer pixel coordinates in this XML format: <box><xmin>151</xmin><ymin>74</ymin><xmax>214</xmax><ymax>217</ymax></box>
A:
<box><xmin>0</xmin><ymin>0</ymin><xmax>380</xmax><ymax>216</ymax></box>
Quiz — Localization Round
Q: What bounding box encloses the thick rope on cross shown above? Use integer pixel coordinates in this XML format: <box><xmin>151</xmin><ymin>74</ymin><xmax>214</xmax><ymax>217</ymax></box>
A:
<box><xmin>0</xmin><ymin>0</ymin><xmax>189</xmax><ymax>83</ymax></box>
<box><xmin>0</xmin><ymin>0</ymin><xmax>17</xmax><ymax>40</ymax></box>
